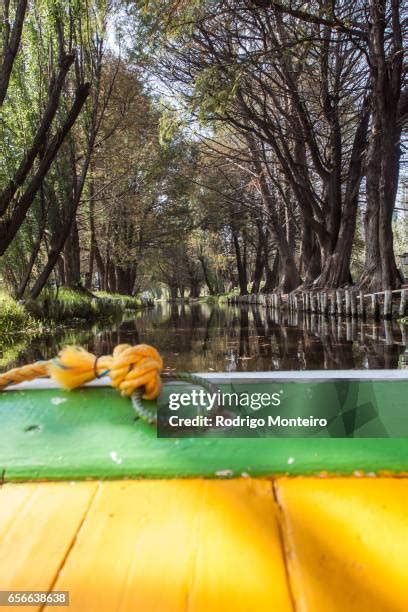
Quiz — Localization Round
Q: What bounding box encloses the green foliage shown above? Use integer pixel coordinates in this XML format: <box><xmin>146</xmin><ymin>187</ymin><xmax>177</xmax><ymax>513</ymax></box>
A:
<box><xmin>0</xmin><ymin>293</ymin><xmax>37</xmax><ymax>334</ymax></box>
<box><xmin>25</xmin><ymin>289</ymin><xmax>123</xmax><ymax>322</ymax></box>
<box><xmin>159</xmin><ymin>109</ymin><xmax>184</xmax><ymax>145</ymax></box>
<box><xmin>94</xmin><ymin>292</ymin><xmax>146</xmax><ymax>310</ymax></box>
<box><xmin>393</xmin><ymin>216</ymin><xmax>408</xmax><ymax>262</ymax></box>
<box><xmin>192</xmin><ymin>65</ymin><xmax>241</xmax><ymax>124</ymax></box>
<box><xmin>0</xmin><ymin>337</ymin><xmax>33</xmax><ymax>369</ymax></box>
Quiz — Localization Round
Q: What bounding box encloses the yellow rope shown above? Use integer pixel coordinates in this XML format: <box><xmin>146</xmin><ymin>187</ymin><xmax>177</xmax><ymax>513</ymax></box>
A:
<box><xmin>0</xmin><ymin>344</ymin><xmax>163</xmax><ymax>400</ymax></box>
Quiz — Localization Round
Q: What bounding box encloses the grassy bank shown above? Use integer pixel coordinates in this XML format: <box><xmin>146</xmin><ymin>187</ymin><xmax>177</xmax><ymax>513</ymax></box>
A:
<box><xmin>0</xmin><ymin>288</ymin><xmax>150</xmax><ymax>334</ymax></box>
<box><xmin>25</xmin><ymin>288</ymin><xmax>124</xmax><ymax>323</ymax></box>
<box><xmin>94</xmin><ymin>291</ymin><xmax>146</xmax><ymax>310</ymax></box>
<box><xmin>0</xmin><ymin>293</ymin><xmax>37</xmax><ymax>334</ymax></box>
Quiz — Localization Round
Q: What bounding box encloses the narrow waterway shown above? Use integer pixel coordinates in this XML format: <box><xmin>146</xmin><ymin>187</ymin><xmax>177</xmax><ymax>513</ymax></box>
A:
<box><xmin>1</xmin><ymin>302</ymin><xmax>407</xmax><ymax>372</ymax></box>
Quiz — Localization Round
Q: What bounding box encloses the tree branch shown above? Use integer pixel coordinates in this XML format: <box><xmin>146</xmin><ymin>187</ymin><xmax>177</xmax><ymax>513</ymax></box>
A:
<box><xmin>0</xmin><ymin>53</ymin><xmax>75</xmax><ymax>215</ymax></box>
<box><xmin>0</xmin><ymin>83</ymin><xmax>90</xmax><ymax>255</ymax></box>
<box><xmin>0</xmin><ymin>0</ymin><xmax>28</xmax><ymax>106</ymax></box>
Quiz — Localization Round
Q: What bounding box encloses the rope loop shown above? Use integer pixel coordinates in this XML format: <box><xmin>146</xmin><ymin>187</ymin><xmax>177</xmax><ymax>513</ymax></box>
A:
<box><xmin>0</xmin><ymin>344</ymin><xmax>163</xmax><ymax>400</ymax></box>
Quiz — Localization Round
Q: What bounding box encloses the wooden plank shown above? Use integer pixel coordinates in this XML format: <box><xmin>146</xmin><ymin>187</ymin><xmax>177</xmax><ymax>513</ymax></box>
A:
<box><xmin>53</xmin><ymin>480</ymin><xmax>293</xmax><ymax>612</ymax></box>
<box><xmin>0</xmin><ymin>482</ymin><xmax>97</xmax><ymax>608</ymax></box>
<box><xmin>1</xmin><ymin>385</ymin><xmax>408</xmax><ymax>479</ymax></box>
<box><xmin>275</xmin><ymin>478</ymin><xmax>408</xmax><ymax>612</ymax></box>
<box><xmin>0</xmin><ymin>482</ymin><xmax>37</xmax><ymax>537</ymax></box>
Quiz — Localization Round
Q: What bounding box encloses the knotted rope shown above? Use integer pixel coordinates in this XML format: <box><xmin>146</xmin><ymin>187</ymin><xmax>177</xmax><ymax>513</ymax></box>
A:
<box><xmin>0</xmin><ymin>343</ymin><xmax>220</xmax><ymax>425</ymax></box>
<box><xmin>0</xmin><ymin>344</ymin><xmax>163</xmax><ymax>400</ymax></box>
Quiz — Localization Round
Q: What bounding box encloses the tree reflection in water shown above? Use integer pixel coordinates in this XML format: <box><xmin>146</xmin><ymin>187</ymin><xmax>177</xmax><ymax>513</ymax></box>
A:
<box><xmin>1</xmin><ymin>302</ymin><xmax>407</xmax><ymax>372</ymax></box>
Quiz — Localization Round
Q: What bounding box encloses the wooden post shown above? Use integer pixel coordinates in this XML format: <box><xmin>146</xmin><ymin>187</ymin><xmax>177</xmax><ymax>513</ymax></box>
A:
<box><xmin>330</xmin><ymin>292</ymin><xmax>336</xmax><ymax>316</ymax></box>
<box><xmin>276</xmin><ymin>292</ymin><xmax>281</xmax><ymax>311</ymax></box>
<box><xmin>400</xmin><ymin>323</ymin><xmax>406</xmax><ymax>346</ymax></box>
<box><xmin>384</xmin><ymin>290</ymin><xmax>392</xmax><ymax>320</ymax></box>
<box><xmin>350</xmin><ymin>291</ymin><xmax>357</xmax><ymax>318</ymax></box>
<box><xmin>399</xmin><ymin>289</ymin><xmax>406</xmax><ymax>318</ymax></box>
<box><xmin>372</xmin><ymin>322</ymin><xmax>379</xmax><ymax>341</ymax></box>
<box><xmin>313</xmin><ymin>293</ymin><xmax>319</xmax><ymax>314</ymax></box>
<box><xmin>372</xmin><ymin>294</ymin><xmax>379</xmax><ymax>321</ymax></box>
<box><xmin>293</xmin><ymin>294</ymin><xmax>298</xmax><ymax>313</ymax></box>
<box><xmin>359</xmin><ymin>291</ymin><xmax>365</xmax><ymax>319</ymax></box>
<box><xmin>360</xmin><ymin>322</ymin><xmax>365</xmax><ymax>342</ymax></box>
<box><xmin>322</xmin><ymin>292</ymin><xmax>327</xmax><ymax>315</ymax></box>
<box><xmin>345</xmin><ymin>290</ymin><xmax>351</xmax><ymax>317</ymax></box>
<box><xmin>321</xmin><ymin>292</ymin><xmax>327</xmax><ymax>316</ymax></box>
<box><xmin>305</xmin><ymin>292</ymin><xmax>310</xmax><ymax>312</ymax></box>
<box><xmin>384</xmin><ymin>320</ymin><xmax>393</xmax><ymax>345</ymax></box>
<box><xmin>336</xmin><ymin>290</ymin><xmax>342</xmax><ymax>316</ymax></box>
<box><xmin>351</xmin><ymin>317</ymin><xmax>357</xmax><ymax>341</ymax></box>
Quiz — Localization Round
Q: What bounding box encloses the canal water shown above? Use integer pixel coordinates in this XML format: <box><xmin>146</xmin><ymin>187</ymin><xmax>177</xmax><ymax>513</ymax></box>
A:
<box><xmin>1</xmin><ymin>302</ymin><xmax>407</xmax><ymax>372</ymax></box>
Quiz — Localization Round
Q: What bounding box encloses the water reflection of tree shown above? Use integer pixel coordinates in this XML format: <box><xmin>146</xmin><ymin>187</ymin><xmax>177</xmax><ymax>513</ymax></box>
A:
<box><xmin>239</xmin><ymin>307</ymin><xmax>250</xmax><ymax>358</ymax></box>
<box><xmin>1</xmin><ymin>304</ymin><xmax>406</xmax><ymax>372</ymax></box>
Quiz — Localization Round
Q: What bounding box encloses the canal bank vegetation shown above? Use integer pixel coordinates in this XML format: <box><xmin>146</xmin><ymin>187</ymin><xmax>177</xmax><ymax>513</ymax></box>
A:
<box><xmin>0</xmin><ymin>0</ymin><xmax>407</xmax><ymax>323</ymax></box>
<box><xmin>24</xmin><ymin>288</ymin><xmax>124</xmax><ymax>323</ymax></box>
<box><xmin>0</xmin><ymin>293</ymin><xmax>36</xmax><ymax>334</ymax></box>
<box><xmin>0</xmin><ymin>288</ymin><xmax>150</xmax><ymax>336</ymax></box>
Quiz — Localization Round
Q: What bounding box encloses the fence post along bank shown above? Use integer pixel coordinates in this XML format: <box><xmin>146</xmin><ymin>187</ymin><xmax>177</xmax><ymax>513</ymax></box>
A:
<box><xmin>228</xmin><ymin>288</ymin><xmax>408</xmax><ymax>321</ymax></box>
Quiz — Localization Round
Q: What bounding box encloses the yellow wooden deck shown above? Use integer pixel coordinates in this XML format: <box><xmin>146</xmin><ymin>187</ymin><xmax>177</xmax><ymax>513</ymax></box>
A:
<box><xmin>0</xmin><ymin>478</ymin><xmax>407</xmax><ymax>611</ymax></box>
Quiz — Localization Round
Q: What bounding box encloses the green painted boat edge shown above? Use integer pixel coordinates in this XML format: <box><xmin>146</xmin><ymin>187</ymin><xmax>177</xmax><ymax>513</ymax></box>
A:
<box><xmin>1</xmin><ymin>382</ymin><xmax>408</xmax><ymax>481</ymax></box>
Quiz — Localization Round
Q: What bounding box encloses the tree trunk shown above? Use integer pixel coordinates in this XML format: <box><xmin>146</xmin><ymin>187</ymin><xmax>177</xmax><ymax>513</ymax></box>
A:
<box><xmin>359</xmin><ymin>0</ymin><xmax>403</xmax><ymax>291</ymax></box>
<box><xmin>0</xmin><ymin>83</ymin><xmax>90</xmax><ymax>256</ymax></box>
<box><xmin>190</xmin><ymin>280</ymin><xmax>200</xmax><ymax>298</ymax></box>
<box><xmin>0</xmin><ymin>0</ymin><xmax>28</xmax><ymax>106</ymax></box>
<box><xmin>250</xmin><ymin>149</ymin><xmax>301</xmax><ymax>292</ymax></box>
<box><xmin>116</xmin><ymin>266</ymin><xmax>135</xmax><ymax>295</ymax></box>
<box><xmin>251</xmin><ymin>229</ymin><xmax>265</xmax><ymax>293</ymax></box>
<box><xmin>64</xmin><ymin>218</ymin><xmax>81</xmax><ymax>287</ymax></box>
<box><xmin>316</xmin><ymin>102</ymin><xmax>370</xmax><ymax>288</ymax></box>
<box><xmin>169</xmin><ymin>284</ymin><xmax>178</xmax><ymax>300</ymax></box>
<box><xmin>57</xmin><ymin>256</ymin><xmax>65</xmax><ymax>286</ymax></box>
<box><xmin>263</xmin><ymin>250</ymin><xmax>279</xmax><ymax>293</ymax></box>
<box><xmin>0</xmin><ymin>53</ymin><xmax>75</xmax><ymax>215</ymax></box>
<box><xmin>300</xmin><ymin>222</ymin><xmax>321</xmax><ymax>285</ymax></box>
<box><xmin>232</xmin><ymin>230</ymin><xmax>248</xmax><ymax>295</ymax></box>
<box><xmin>107</xmin><ymin>260</ymin><xmax>117</xmax><ymax>293</ymax></box>
<box><xmin>16</xmin><ymin>232</ymin><xmax>43</xmax><ymax>298</ymax></box>
<box><xmin>198</xmin><ymin>255</ymin><xmax>215</xmax><ymax>295</ymax></box>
